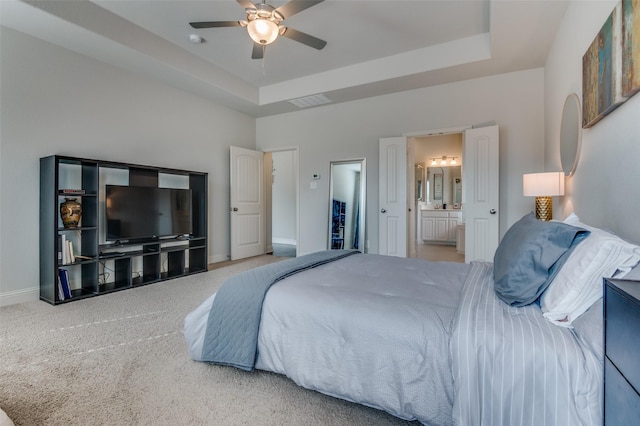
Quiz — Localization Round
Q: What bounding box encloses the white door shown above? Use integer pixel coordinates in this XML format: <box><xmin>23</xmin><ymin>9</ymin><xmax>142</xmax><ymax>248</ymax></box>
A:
<box><xmin>230</xmin><ymin>146</ymin><xmax>265</xmax><ymax>260</ymax></box>
<box><xmin>379</xmin><ymin>137</ymin><xmax>407</xmax><ymax>257</ymax></box>
<box><xmin>463</xmin><ymin>126</ymin><xmax>500</xmax><ymax>262</ymax></box>
<box><xmin>407</xmin><ymin>138</ymin><xmax>417</xmax><ymax>258</ymax></box>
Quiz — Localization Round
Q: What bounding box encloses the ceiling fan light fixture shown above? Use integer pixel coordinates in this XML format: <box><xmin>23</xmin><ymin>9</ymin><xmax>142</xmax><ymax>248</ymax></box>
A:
<box><xmin>247</xmin><ymin>18</ymin><xmax>279</xmax><ymax>45</ymax></box>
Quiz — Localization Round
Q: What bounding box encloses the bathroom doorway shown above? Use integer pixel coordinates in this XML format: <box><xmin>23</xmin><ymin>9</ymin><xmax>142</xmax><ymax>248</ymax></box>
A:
<box><xmin>410</xmin><ymin>133</ymin><xmax>465</xmax><ymax>263</ymax></box>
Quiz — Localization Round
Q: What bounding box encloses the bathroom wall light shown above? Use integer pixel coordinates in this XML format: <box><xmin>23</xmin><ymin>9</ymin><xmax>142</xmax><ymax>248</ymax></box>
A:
<box><xmin>429</xmin><ymin>156</ymin><xmax>458</xmax><ymax>167</ymax></box>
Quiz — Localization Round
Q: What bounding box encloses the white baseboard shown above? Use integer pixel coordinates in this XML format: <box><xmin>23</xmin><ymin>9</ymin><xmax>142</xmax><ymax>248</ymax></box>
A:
<box><xmin>0</xmin><ymin>287</ymin><xmax>39</xmax><ymax>307</ymax></box>
<box><xmin>209</xmin><ymin>254</ymin><xmax>230</xmax><ymax>264</ymax></box>
<box><xmin>272</xmin><ymin>238</ymin><xmax>296</xmax><ymax>246</ymax></box>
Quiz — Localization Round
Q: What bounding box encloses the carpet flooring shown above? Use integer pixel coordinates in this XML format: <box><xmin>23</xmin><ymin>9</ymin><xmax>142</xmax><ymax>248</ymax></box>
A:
<box><xmin>0</xmin><ymin>255</ymin><xmax>416</xmax><ymax>426</ymax></box>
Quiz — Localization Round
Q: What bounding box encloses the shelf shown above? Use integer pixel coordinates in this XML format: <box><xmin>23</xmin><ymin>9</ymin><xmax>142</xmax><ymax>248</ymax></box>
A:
<box><xmin>58</xmin><ymin>226</ymin><xmax>97</xmax><ymax>232</ymax></box>
<box><xmin>40</xmin><ymin>155</ymin><xmax>208</xmax><ymax>305</ymax></box>
<box><xmin>58</xmin><ymin>258</ymin><xmax>97</xmax><ymax>267</ymax></box>
<box><xmin>99</xmin><ymin>281</ymin><xmax>131</xmax><ymax>293</ymax></box>
<box><xmin>58</xmin><ymin>192</ymin><xmax>97</xmax><ymax>197</ymax></box>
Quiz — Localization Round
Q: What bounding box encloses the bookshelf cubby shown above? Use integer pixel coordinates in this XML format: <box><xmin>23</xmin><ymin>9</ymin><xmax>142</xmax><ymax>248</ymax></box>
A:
<box><xmin>40</xmin><ymin>155</ymin><xmax>208</xmax><ymax>305</ymax></box>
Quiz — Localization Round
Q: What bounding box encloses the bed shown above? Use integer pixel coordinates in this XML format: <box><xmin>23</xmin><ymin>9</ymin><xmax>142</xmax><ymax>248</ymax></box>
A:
<box><xmin>184</xmin><ymin>212</ymin><xmax>640</xmax><ymax>425</ymax></box>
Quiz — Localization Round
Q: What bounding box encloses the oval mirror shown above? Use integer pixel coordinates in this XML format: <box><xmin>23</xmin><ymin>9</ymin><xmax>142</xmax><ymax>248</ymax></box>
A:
<box><xmin>560</xmin><ymin>93</ymin><xmax>582</xmax><ymax>177</ymax></box>
<box><xmin>328</xmin><ymin>159</ymin><xmax>366</xmax><ymax>252</ymax></box>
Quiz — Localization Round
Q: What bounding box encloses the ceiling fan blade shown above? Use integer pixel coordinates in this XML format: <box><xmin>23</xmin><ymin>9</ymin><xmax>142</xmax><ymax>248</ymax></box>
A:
<box><xmin>236</xmin><ymin>0</ymin><xmax>256</xmax><ymax>11</ymax></box>
<box><xmin>252</xmin><ymin>43</ymin><xmax>264</xmax><ymax>60</ymax></box>
<box><xmin>189</xmin><ymin>21</ymin><xmax>242</xmax><ymax>29</ymax></box>
<box><xmin>275</xmin><ymin>0</ymin><xmax>324</xmax><ymax>19</ymax></box>
<box><xmin>280</xmin><ymin>27</ymin><xmax>327</xmax><ymax>50</ymax></box>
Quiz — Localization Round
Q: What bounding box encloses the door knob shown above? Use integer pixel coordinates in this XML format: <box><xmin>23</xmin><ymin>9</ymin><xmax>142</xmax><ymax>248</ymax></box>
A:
<box><xmin>490</xmin><ymin>209</ymin><xmax>496</xmax><ymax>214</ymax></box>
<box><xmin>232</xmin><ymin>207</ymin><xmax>238</xmax><ymax>212</ymax></box>
<box><xmin>380</xmin><ymin>209</ymin><xmax>387</xmax><ymax>213</ymax></box>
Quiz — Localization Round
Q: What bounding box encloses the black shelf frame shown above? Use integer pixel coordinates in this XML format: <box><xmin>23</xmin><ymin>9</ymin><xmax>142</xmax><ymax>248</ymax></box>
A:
<box><xmin>40</xmin><ymin>155</ymin><xmax>208</xmax><ymax>305</ymax></box>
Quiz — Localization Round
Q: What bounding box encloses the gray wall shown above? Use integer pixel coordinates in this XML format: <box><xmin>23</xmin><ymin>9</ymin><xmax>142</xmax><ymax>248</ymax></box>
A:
<box><xmin>0</xmin><ymin>27</ymin><xmax>256</xmax><ymax>304</ymax></box>
<box><xmin>544</xmin><ymin>0</ymin><xmax>640</xmax><ymax>244</ymax></box>
<box><xmin>271</xmin><ymin>150</ymin><xmax>297</xmax><ymax>244</ymax></box>
<box><xmin>8</xmin><ymin>2</ymin><xmax>633</xmax><ymax>305</ymax></box>
<box><xmin>257</xmin><ymin>68</ymin><xmax>546</xmax><ymax>256</ymax></box>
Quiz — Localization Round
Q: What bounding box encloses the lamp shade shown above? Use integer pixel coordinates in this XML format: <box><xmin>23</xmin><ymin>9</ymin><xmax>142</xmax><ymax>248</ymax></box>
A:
<box><xmin>523</xmin><ymin>172</ymin><xmax>565</xmax><ymax>197</ymax></box>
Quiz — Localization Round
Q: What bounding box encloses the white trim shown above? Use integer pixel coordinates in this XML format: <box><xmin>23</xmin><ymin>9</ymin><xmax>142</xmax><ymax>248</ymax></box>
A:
<box><xmin>209</xmin><ymin>254</ymin><xmax>229</xmax><ymax>264</ymax></box>
<box><xmin>0</xmin><ymin>287</ymin><xmax>39</xmax><ymax>307</ymax></box>
<box><xmin>261</xmin><ymin>145</ymin><xmax>300</xmax><ymax>153</ymax></box>
<box><xmin>403</xmin><ymin>125</ymin><xmax>472</xmax><ymax>137</ymax></box>
<box><xmin>272</xmin><ymin>238</ymin><xmax>297</xmax><ymax>246</ymax></box>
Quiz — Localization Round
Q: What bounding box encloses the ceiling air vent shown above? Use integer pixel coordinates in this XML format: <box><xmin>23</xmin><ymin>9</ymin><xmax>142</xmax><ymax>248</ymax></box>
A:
<box><xmin>288</xmin><ymin>93</ymin><xmax>332</xmax><ymax>108</ymax></box>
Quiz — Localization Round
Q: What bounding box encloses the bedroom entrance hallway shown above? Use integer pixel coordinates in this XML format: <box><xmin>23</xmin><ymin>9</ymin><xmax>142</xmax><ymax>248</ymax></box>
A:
<box><xmin>268</xmin><ymin>149</ymin><xmax>298</xmax><ymax>258</ymax></box>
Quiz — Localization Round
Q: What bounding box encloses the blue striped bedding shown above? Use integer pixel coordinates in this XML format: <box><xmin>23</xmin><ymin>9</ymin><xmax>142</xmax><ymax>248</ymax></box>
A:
<box><xmin>185</xmin><ymin>255</ymin><xmax>603</xmax><ymax>425</ymax></box>
<box><xmin>451</xmin><ymin>262</ymin><xmax>602</xmax><ymax>425</ymax></box>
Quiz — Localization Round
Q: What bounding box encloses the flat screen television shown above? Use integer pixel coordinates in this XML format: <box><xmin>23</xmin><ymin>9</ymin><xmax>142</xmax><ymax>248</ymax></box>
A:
<box><xmin>105</xmin><ymin>185</ymin><xmax>192</xmax><ymax>242</ymax></box>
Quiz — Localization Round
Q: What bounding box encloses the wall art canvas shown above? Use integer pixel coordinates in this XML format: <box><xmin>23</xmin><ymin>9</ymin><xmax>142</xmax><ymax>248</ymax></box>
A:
<box><xmin>622</xmin><ymin>0</ymin><xmax>640</xmax><ymax>97</ymax></box>
<box><xmin>583</xmin><ymin>2</ymin><xmax>626</xmax><ymax>128</ymax></box>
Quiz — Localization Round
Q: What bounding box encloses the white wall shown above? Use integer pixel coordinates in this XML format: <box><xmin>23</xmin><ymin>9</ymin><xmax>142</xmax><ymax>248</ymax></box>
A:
<box><xmin>413</xmin><ymin>134</ymin><xmax>463</xmax><ymax>168</ymax></box>
<box><xmin>257</xmin><ymin>69</ymin><xmax>545</xmax><ymax>255</ymax></box>
<box><xmin>0</xmin><ymin>27</ymin><xmax>256</xmax><ymax>304</ymax></box>
<box><xmin>271</xmin><ymin>150</ymin><xmax>296</xmax><ymax>244</ymax></box>
<box><xmin>544</xmin><ymin>0</ymin><xmax>640</xmax><ymax>244</ymax></box>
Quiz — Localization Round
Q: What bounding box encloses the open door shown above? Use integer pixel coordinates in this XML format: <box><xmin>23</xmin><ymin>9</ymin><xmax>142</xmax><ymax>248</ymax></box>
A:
<box><xmin>230</xmin><ymin>146</ymin><xmax>265</xmax><ymax>260</ymax></box>
<box><xmin>463</xmin><ymin>125</ymin><xmax>499</xmax><ymax>262</ymax></box>
<box><xmin>379</xmin><ymin>126</ymin><xmax>499</xmax><ymax>262</ymax></box>
<box><xmin>378</xmin><ymin>137</ymin><xmax>408</xmax><ymax>257</ymax></box>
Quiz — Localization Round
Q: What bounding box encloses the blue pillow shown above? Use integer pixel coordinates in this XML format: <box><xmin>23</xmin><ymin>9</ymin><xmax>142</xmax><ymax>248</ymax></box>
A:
<box><xmin>493</xmin><ymin>212</ymin><xmax>589</xmax><ymax>306</ymax></box>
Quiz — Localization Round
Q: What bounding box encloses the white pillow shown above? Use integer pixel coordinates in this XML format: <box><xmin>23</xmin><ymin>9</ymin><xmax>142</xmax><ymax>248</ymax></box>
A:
<box><xmin>540</xmin><ymin>213</ymin><xmax>640</xmax><ymax>327</ymax></box>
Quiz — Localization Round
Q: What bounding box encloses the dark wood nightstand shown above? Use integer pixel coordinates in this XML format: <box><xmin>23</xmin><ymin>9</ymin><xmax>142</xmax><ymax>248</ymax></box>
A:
<box><xmin>604</xmin><ymin>278</ymin><xmax>640</xmax><ymax>424</ymax></box>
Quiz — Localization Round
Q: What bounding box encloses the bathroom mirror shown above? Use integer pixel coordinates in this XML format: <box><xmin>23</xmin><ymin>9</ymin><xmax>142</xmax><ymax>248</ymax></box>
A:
<box><xmin>560</xmin><ymin>93</ymin><xmax>582</xmax><ymax>177</ymax></box>
<box><xmin>328</xmin><ymin>159</ymin><xmax>366</xmax><ymax>252</ymax></box>
<box><xmin>415</xmin><ymin>163</ymin><xmax>425</xmax><ymax>201</ymax></box>
<box><xmin>433</xmin><ymin>173</ymin><xmax>443</xmax><ymax>200</ymax></box>
<box><xmin>453</xmin><ymin>177</ymin><xmax>462</xmax><ymax>204</ymax></box>
<box><xmin>427</xmin><ymin>166</ymin><xmax>462</xmax><ymax>205</ymax></box>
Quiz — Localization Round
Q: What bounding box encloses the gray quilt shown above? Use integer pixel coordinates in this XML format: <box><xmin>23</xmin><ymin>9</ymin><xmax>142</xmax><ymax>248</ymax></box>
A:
<box><xmin>200</xmin><ymin>249</ymin><xmax>360</xmax><ymax>370</ymax></box>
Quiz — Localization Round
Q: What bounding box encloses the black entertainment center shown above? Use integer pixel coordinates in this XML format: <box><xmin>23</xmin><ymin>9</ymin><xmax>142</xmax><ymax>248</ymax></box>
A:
<box><xmin>39</xmin><ymin>155</ymin><xmax>208</xmax><ymax>305</ymax></box>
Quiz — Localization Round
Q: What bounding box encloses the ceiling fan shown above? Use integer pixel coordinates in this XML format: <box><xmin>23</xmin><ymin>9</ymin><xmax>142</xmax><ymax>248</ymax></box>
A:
<box><xmin>190</xmin><ymin>0</ymin><xmax>327</xmax><ymax>60</ymax></box>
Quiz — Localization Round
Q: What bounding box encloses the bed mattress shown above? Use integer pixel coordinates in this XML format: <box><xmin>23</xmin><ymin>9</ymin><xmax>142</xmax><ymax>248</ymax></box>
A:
<box><xmin>185</xmin><ymin>253</ymin><xmax>603</xmax><ymax>425</ymax></box>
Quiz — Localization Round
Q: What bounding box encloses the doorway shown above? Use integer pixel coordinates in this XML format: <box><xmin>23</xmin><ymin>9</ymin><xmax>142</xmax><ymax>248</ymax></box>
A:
<box><xmin>266</xmin><ymin>149</ymin><xmax>298</xmax><ymax>258</ymax></box>
<box><xmin>410</xmin><ymin>133</ymin><xmax>465</xmax><ymax>263</ymax></box>
<box><xmin>379</xmin><ymin>125</ymin><xmax>499</xmax><ymax>262</ymax></box>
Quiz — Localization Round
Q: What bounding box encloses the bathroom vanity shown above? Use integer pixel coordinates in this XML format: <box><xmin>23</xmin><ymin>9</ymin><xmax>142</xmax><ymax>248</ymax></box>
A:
<box><xmin>420</xmin><ymin>209</ymin><xmax>462</xmax><ymax>244</ymax></box>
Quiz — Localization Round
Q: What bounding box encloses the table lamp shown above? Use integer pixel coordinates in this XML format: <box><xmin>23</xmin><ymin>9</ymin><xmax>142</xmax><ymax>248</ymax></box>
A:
<box><xmin>523</xmin><ymin>172</ymin><xmax>565</xmax><ymax>221</ymax></box>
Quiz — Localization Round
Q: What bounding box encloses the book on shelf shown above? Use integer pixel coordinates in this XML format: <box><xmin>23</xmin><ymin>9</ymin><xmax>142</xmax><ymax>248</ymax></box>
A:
<box><xmin>57</xmin><ymin>236</ymin><xmax>63</xmax><ymax>264</ymax></box>
<box><xmin>74</xmin><ymin>254</ymin><xmax>93</xmax><ymax>261</ymax></box>
<box><xmin>59</xmin><ymin>189</ymin><xmax>85</xmax><ymax>195</ymax></box>
<box><xmin>58</xmin><ymin>269</ymin><xmax>72</xmax><ymax>300</ymax></box>
<box><xmin>60</xmin><ymin>235</ymin><xmax>72</xmax><ymax>264</ymax></box>
<box><xmin>60</xmin><ymin>234</ymin><xmax>67</xmax><ymax>264</ymax></box>
<box><xmin>57</xmin><ymin>275</ymin><xmax>66</xmax><ymax>301</ymax></box>
<box><xmin>68</xmin><ymin>240</ymin><xmax>75</xmax><ymax>263</ymax></box>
